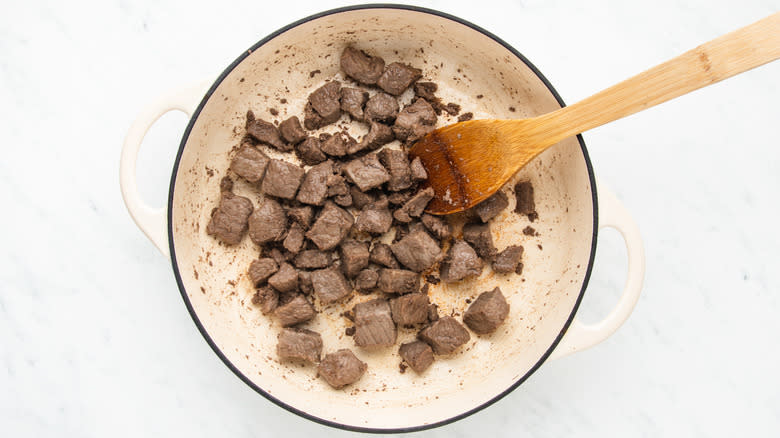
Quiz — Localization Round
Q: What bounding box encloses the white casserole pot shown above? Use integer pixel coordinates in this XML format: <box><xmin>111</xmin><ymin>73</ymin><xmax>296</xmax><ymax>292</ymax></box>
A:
<box><xmin>120</xmin><ymin>5</ymin><xmax>645</xmax><ymax>433</ymax></box>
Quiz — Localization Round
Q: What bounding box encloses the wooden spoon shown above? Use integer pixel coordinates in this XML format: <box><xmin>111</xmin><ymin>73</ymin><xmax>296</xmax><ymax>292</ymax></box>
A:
<box><xmin>410</xmin><ymin>12</ymin><xmax>780</xmax><ymax>215</ymax></box>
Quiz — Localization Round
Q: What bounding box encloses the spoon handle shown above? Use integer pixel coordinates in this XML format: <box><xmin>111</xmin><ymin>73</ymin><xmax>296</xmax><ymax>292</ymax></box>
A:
<box><xmin>530</xmin><ymin>12</ymin><xmax>780</xmax><ymax>146</ymax></box>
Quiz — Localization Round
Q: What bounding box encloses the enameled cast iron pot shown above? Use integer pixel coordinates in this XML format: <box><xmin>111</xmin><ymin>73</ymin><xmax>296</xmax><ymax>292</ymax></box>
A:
<box><xmin>120</xmin><ymin>5</ymin><xmax>645</xmax><ymax>433</ymax></box>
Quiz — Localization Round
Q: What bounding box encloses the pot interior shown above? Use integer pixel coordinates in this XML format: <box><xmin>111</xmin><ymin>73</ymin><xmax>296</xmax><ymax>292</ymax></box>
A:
<box><xmin>169</xmin><ymin>7</ymin><xmax>596</xmax><ymax>431</ymax></box>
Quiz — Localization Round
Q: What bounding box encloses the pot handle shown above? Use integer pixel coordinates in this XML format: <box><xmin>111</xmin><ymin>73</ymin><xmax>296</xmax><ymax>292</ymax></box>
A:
<box><xmin>549</xmin><ymin>180</ymin><xmax>645</xmax><ymax>360</ymax></box>
<box><xmin>119</xmin><ymin>80</ymin><xmax>210</xmax><ymax>259</ymax></box>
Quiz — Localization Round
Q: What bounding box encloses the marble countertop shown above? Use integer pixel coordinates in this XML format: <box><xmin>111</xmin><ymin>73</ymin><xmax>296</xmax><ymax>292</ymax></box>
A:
<box><xmin>2</xmin><ymin>0</ymin><xmax>778</xmax><ymax>436</ymax></box>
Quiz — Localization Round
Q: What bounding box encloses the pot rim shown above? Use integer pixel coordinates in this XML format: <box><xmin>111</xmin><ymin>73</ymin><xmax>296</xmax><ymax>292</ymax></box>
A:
<box><xmin>166</xmin><ymin>3</ymin><xmax>599</xmax><ymax>433</ymax></box>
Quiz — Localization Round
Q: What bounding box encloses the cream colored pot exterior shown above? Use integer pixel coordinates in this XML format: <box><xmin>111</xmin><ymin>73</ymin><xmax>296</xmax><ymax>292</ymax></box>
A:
<box><xmin>120</xmin><ymin>6</ymin><xmax>644</xmax><ymax>432</ymax></box>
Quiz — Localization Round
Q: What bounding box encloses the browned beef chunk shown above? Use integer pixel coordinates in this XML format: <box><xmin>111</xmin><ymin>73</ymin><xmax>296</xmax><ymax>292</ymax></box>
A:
<box><xmin>440</xmin><ymin>240</ymin><xmax>483</xmax><ymax>282</ymax></box>
<box><xmin>303</xmin><ymin>102</ymin><xmax>324</xmax><ymax>130</ymax></box>
<box><xmin>320</xmin><ymin>132</ymin><xmax>350</xmax><ymax>157</ymax></box>
<box><xmin>493</xmin><ymin>245</ymin><xmax>524</xmax><ymax>274</ymax></box>
<box><xmin>298</xmin><ymin>270</ymin><xmax>313</xmax><ymax>295</ymax></box>
<box><xmin>427</xmin><ymin>303</ymin><xmax>439</xmax><ymax>322</ymax></box>
<box><xmin>296</xmin><ymin>161</ymin><xmax>332</xmax><ymax>206</ymax></box>
<box><xmin>261</xmin><ymin>159</ymin><xmax>305</xmax><ymax>200</ymax></box>
<box><xmin>311</xmin><ymin>267</ymin><xmax>352</xmax><ymax>304</ymax></box>
<box><xmin>387</xmin><ymin>191</ymin><xmax>412</xmax><ymax>206</ymax></box>
<box><xmin>474</xmin><ymin>191</ymin><xmax>508</xmax><ymax>222</ymax></box>
<box><xmin>318</xmin><ymin>349</ymin><xmax>367</xmax><ymax>388</ymax></box>
<box><xmin>340</xmin><ymin>87</ymin><xmax>368</xmax><ymax>120</ymax></box>
<box><xmin>389</xmin><ymin>293</ymin><xmax>430</xmax><ymax>325</ymax></box>
<box><xmin>343</xmin><ymin>153</ymin><xmax>390</xmax><ymax>191</ymax></box>
<box><xmin>268</xmin><ymin>262</ymin><xmax>298</xmax><ymax>293</ymax></box>
<box><xmin>418</xmin><ymin>316</ymin><xmax>470</xmax><ymax>354</ymax></box>
<box><xmin>457</xmin><ymin>112</ymin><xmax>474</xmax><ymax>122</ymax></box>
<box><xmin>306</xmin><ymin>202</ymin><xmax>354</xmax><ymax>250</ymax></box>
<box><xmin>350</xmin><ymin>186</ymin><xmax>377</xmax><ymax>210</ymax></box>
<box><xmin>393</xmin><ymin>98</ymin><xmax>437</xmax><ymax>142</ymax></box>
<box><xmin>378</xmin><ymin>148</ymin><xmax>412</xmax><ymax>192</ymax></box>
<box><xmin>293</xmin><ymin>249</ymin><xmax>331</xmax><ymax>269</ymax></box>
<box><xmin>421</xmin><ymin>214</ymin><xmax>451</xmax><ymax>240</ymax></box>
<box><xmin>354</xmin><ymin>268</ymin><xmax>378</xmax><ymax>291</ymax></box>
<box><xmin>246</xmin><ymin>116</ymin><xmax>289</xmax><ymax>151</ymax></box>
<box><xmin>410</xmin><ymin>157</ymin><xmax>427</xmax><ymax>181</ymax></box>
<box><xmin>377</xmin><ymin>268</ymin><xmax>419</xmax><ymax>294</ymax></box>
<box><xmin>274</xmin><ymin>294</ymin><xmax>316</xmax><ymax>327</ymax></box>
<box><xmin>308</xmin><ymin>81</ymin><xmax>341</xmax><ymax>127</ymax></box>
<box><xmin>390</xmin><ymin>229</ymin><xmax>442</xmax><ymax>272</ymax></box>
<box><xmin>278</xmin><ymin>116</ymin><xmax>307</xmax><ymax>144</ymax></box>
<box><xmin>340</xmin><ymin>47</ymin><xmax>384</xmax><ymax>85</ymax></box>
<box><xmin>229</xmin><ymin>145</ymin><xmax>269</xmax><ymax>183</ymax></box>
<box><xmin>252</xmin><ymin>285</ymin><xmax>278</xmax><ymax>315</ymax></box>
<box><xmin>369</xmin><ymin>243</ymin><xmax>399</xmax><ymax>268</ymax></box>
<box><xmin>413</xmin><ymin>81</ymin><xmax>444</xmax><ymax>114</ymax></box>
<box><xmin>514</xmin><ymin>181</ymin><xmax>536</xmax><ymax>218</ymax></box>
<box><xmin>248</xmin><ymin>258</ymin><xmax>278</xmax><ymax>286</ymax></box>
<box><xmin>364</xmin><ymin>92</ymin><xmax>399</xmax><ymax>122</ymax></box>
<box><xmin>287</xmin><ymin>205</ymin><xmax>314</xmax><ymax>229</ymax></box>
<box><xmin>463</xmin><ymin>287</ymin><xmax>509</xmax><ymax>334</ymax></box>
<box><xmin>377</xmin><ymin>62</ymin><xmax>422</xmax><ymax>96</ymax></box>
<box><xmin>276</xmin><ymin>328</ymin><xmax>322</xmax><ymax>363</ymax></box>
<box><xmin>393</xmin><ymin>187</ymin><xmax>434</xmax><ymax>222</ymax></box>
<box><xmin>354</xmin><ymin>200</ymin><xmax>393</xmax><ymax>235</ymax></box>
<box><xmin>353</xmin><ymin>299</ymin><xmax>396</xmax><ymax>347</ymax></box>
<box><xmin>268</xmin><ymin>247</ymin><xmax>289</xmax><ymax>266</ymax></box>
<box><xmin>462</xmin><ymin>223</ymin><xmax>497</xmax><ymax>261</ymax></box>
<box><xmin>334</xmin><ymin>193</ymin><xmax>352</xmax><ymax>207</ymax></box>
<box><xmin>339</xmin><ymin>240</ymin><xmax>369</xmax><ymax>278</ymax></box>
<box><xmin>283</xmin><ymin>222</ymin><xmax>305</xmax><ymax>254</ymax></box>
<box><xmin>399</xmin><ymin>341</ymin><xmax>434</xmax><ymax>373</ymax></box>
<box><xmin>296</xmin><ymin>137</ymin><xmax>328</xmax><ymax>165</ymax></box>
<box><xmin>248</xmin><ymin>198</ymin><xmax>287</xmax><ymax>244</ymax></box>
<box><xmin>206</xmin><ymin>188</ymin><xmax>254</xmax><ymax>246</ymax></box>
<box><xmin>219</xmin><ymin>176</ymin><xmax>234</xmax><ymax>192</ymax></box>
<box><xmin>351</xmin><ymin>121</ymin><xmax>395</xmax><ymax>154</ymax></box>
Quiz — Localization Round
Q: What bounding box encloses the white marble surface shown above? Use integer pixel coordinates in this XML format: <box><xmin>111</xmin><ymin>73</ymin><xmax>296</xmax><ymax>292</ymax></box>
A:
<box><xmin>2</xmin><ymin>0</ymin><xmax>779</xmax><ymax>436</ymax></box>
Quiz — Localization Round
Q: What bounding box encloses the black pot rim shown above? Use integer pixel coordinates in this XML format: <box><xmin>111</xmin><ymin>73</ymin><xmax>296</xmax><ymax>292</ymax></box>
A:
<box><xmin>166</xmin><ymin>3</ymin><xmax>599</xmax><ymax>434</ymax></box>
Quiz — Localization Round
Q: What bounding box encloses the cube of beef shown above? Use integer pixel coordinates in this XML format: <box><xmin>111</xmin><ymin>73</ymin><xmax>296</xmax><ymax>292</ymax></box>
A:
<box><xmin>377</xmin><ymin>268</ymin><xmax>420</xmax><ymax>294</ymax></box>
<box><xmin>247</xmin><ymin>198</ymin><xmax>287</xmax><ymax>244</ymax></box>
<box><xmin>354</xmin><ymin>201</ymin><xmax>393</xmax><ymax>235</ymax></box>
<box><xmin>276</xmin><ymin>328</ymin><xmax>323</xmax><ymax>363</ymax></box>
<box><xmin>340</xmin><ymin>47</ymin><xmax>385</xmax><ymax>85</ymax></box>
<box><xmin>246</xmin><ymin>115</ymin><xmax>289</xmax><ymax>151</ymax></box>
<box><xmin>364</xmin><ymin>92</ymin><xmax>399</xmax><ymax>122</ymax></box>
<box><xmin>326</xmin><ymin>174</ymin><xmax>348</xmax><ymax>197</ymax></box>
<box><xmin>252</xmin><ymin>285</ymin><xmax>279</xmax><ymax>315</ymax></box>
<box><xmin>296</xmin><ymin>161</ymin><xmax>332</xmax><ymax>206</ymax></box>
<box><xmin>306</xmin><ymin>202</ymin><xmax>354</xmax><ymax>251</ymax></box>
<box><xmin>303</xmin><ymin>102</ymin><xmax>324</xmax><ymax>130</ymax></box>
<box><xmin>393</xmin><ymin>187</ymin><xmax>434</xmax><ymax>223</ymax></box>
<box><xmin>440</xmin><ymin>240</ymin><xmax>483</xmax><ymax>282</ymax></box>
<box><xmin>287</xmin><ymin>205</ymin><xmax>314</xmax><ymax>229</ymax></box>
<box><xmin>421</xmin><ymin>214</ymin><xmax>451</xmax><ymax>240</ymax></box>
<box><xmin>206</xmin><ymin>188</ymin><xmax>254</xmax><ymax>246</ymax></box>
<box><xmin>343</xmin><ymin>153</ymin><xmax>390</xmax><ymax>191</ymax></box>
<box><xmin>248</xmin><ymin>258</ymin><xmax>278</xmax><ymax>286</ymax></box>
<box><xmin>278</xmin><ymin>116</ymin><xmax>307</xmax><ymax>144</ymax></box>
<box><xmin>293</xmin><ymin>249</ymin><xmax>331</xmax><ymax>269</ymax></box>
<box><xmin>463</xmin><ymin>287</ymin><xmax>509</xmax><ymax>334</ymax></box>
<box><xmin>311</xmin><ymin>267</ymin><xmax>352</xmax><ymax>305</ymax></box>
<box><xmin>389</xmin><ymin>293</ymin><xmax>430</xmax><ymax>325</ymax></box>
<box><xmin>514</xmin><ymin>180</ymin><xmax>536</xmax><ymax>218</ymax></box>
<box><xmin>318</xmin><ymin>349</ymin><xmax>367</xmax><ymax>389</ymax></box>
<box><xmin>274</xmin><ymin>294</ymin><xmax>316</xmax><ymax>327</ymax></box>
<box><xmin>473</xmin><ymin>191</ymin><xmax>509</xmax><ymax>222</ymax></box>
<box><xmin>399</xmin><ymin>341</ymin><xmax>434</xmax><ymax>373</ymax></box>
<box><xmin>267</xmin><ymin>262</ymin><xmax>298</xmax><ymax>293</ymax></box>
<box><xmin>369</xmin><ymin>243</ymin><xmax>399</xmax><ymax>268</ymax></box>
<box><xmin>268</xmin><ymin>247</ymin><xmax>289</xmax><ymax>266</ymax></box>
<box><xmin>390</xmin><ymin>229</ymin><xmax>442</xmax><ymax>272</ymax></box>
<box><xmin>418</xmin><ymin>316</ymin><xmax>470</xmax><ymax>355</ymax></box>
<box><xmin>261</xmin><ymin>159</ymin><xmax>305</xmax><ymax>200</ymax></box>
<box><xmin>493</xmin><ymin>245</ymin><xmax>524</xmax><ymax>274</ymax></box>
<box><xmin>462</xmin><ymin>223</ymin><xmax>497</xmax><ymax>261</ymax></box>
<box><xmin>378</xmin><ymin>148</ymin><xmax>412</xmax><ymax>192</ymax></box>
<box><xmin>298</xmin><ymin>270</ymin><xmax>313</xmax><ymax>295</ymax></box>
<box><xmin>307</xmin><ymin>81</ymin><xmax>341</xmax><ymax>127</ymax></box>
<box><xmin>340</xmin><ymin>87</ymin><xmax>368</xmax><ymax>120</ymax></box>
<box><xmin>387</xmin><ymin>191</ymin><xmax>412</xmax><ymax>206</ymax></box>
<box><xmin>393</xmin><ymin>98</ymin><xmax>437</xmax><ymax>142</ymax></box>
<box><xmin>296</xmin><ymin>137</ymin><xmax>328</xmax><ymax>165</ymax></box>
<box><xmin>229</xmin><ymin>145</ymin><xmax>269</xmax><ymax>183</ymax></box>
<box><xmin>413</xmin><ymin>81</ymin><xmax>444</xmax><ymax>114</ymax></box>
<box><xmin>354</xmin><ymin>268</ymin><xmax>379</xmax><ymax>291</ymax></box>
<box><xmin>427</xmin><ymin>303</ymin><xmax>439</xmax><ymax>322</ymax></box>
<box><xmin>353</xmin><ymin>299</ymin><xmax>396</xmax><ymax>347</ymax></box>
<box><xmin>320</xmin><ymin>132</ymin><xmax>350</xmax><ymax>157</ymax></box>
<box><xmin>350</xmin><ymin>186</ymin><xmax>377</xmax><ymax>209</ymax></box>
<box><xmin>283</xmin><ymin>223</ymin><xmax>305</xmax><ymax>254</ymax></box>
<box><xmin>334</xmin><ymin>193</ymin><xmax>352</xmax><ymax>207</ymax></box>
<box><xmin>351</xmin><ymin>121</ymin><xmax>395</xmax><ymax>154</ymax></box>
<box><xmin>340</xmin><ymin>240</ymin><xmax>369</xmax><ymax>278</ymax></box>
<box><xmin>410</xmin><ymin>156</ymin><xmax>428</xmax><ymax>181</ymax></box>
<box><xmin>377</xmin><ymin>62</ymin><xmax>422</xmax><ymax>96</ymax></box>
